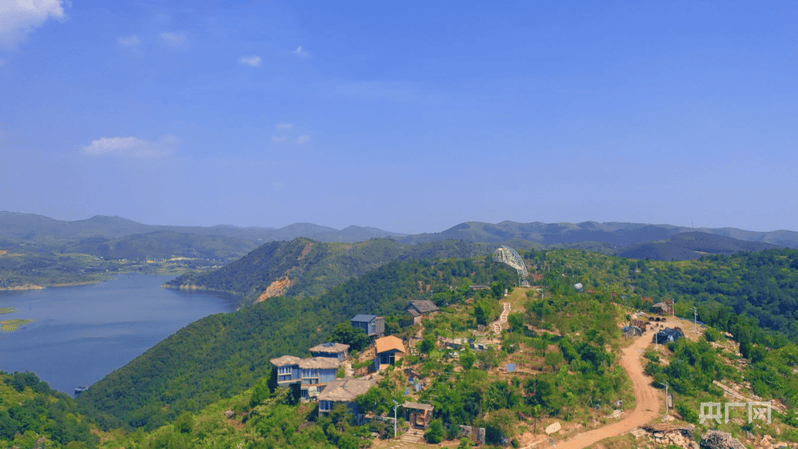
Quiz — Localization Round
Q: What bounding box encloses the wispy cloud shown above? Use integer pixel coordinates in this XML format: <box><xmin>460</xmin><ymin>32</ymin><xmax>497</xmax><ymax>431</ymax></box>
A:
<box><xmin>83</xmin><ymin>135</ymin><xmax>177</xmax><ymax>158</ymax></box>
<box><xmin>0</xmin><ymin>60</ymin><xmax>6</xmax><ymax>67</ymax></box>
<box><xmin>273</xmin><ymin>123</ymin><xmax>311</xmax><ymax>145</ymax></box>
<box><xmin>118</xmin><ymin>35</ymin><xmax>142</xmax><ymax>55</ymax></box>
<box><xmin>293</xmin><ymin>46</ymin><xmax>309</xmax><ymax>57</ymax></box>
<box><xmin>160</xmin><ymin>32</ymin><xmax>186</xmax><ymax>48</ymax></box>
<box><xmin>0</xmin><ymin>0</ymin><xmax>67</xmax><ymax>49</ymax></box>
<box><xmin>271</xmin><ymin>181</ymin><xmax>284</xmax><ymax>190</ymax></box>
<box><xmin>118</xmin><ymin>35</ymin><xmax>141</xmax><ymax>48</ymax></box>
<box><xmin>239</xmin><ymin>55</ymin><xmax>261</xmax><ymax>67</ymax></box>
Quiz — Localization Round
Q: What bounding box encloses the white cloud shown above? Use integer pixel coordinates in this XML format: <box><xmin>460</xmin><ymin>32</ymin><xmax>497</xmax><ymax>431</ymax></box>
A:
<box><xmin>271</xmin><ymin>136</ymin><xmax>287</xmax><ymax>143</ymax></box>
<box><xmin>0</xmin><ymin>59</ymin><xmax>6</xmax><ymax>67</ymax></box>
<box><xmin>160</xmin><ymin>32</ymin><xmax>186</xmax><ymax>48</ymax></box>
<box><xmin>82</xmin><ymin>135</ymin><xmax>176</xmax><ymax>157</ymax></box>
<box><xmin>293</xmin><ymin>46</ymin><xmax>309</xmax><ymax>57</ymax></box>
<box><xmin>275</xmin><ymin>123</ymin><xmax>293</xmax><ymax>131</ymax></box>
<box><xmin>239</xmin><ymin>55</ymin><xmax>261</xmax><ymax>67</ymax></box>
<box><xmin>118</xmin><ymin>35</ymin><xmax>141</xmax><ymax>48</ymax></box>
<box><xmin>271</xmin><ymin>181</ymin><xmax>284</xmax><ymax>190</ymax></box>
<box><xmin>0</xmin><ymin>0</ymin><xmax>67</xmax><ymax>49</ymax></box>
<box><xmin>296</xmin><ymin>135</ymin><xmax>311</xmax><ymax>145</ymax></box>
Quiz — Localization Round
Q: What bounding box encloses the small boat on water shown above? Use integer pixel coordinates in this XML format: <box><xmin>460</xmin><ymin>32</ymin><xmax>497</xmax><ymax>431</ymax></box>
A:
<box><xmin>74</xmin><ymin>386</ymin><xmax>88</xmax><ymax>395</ymax></box>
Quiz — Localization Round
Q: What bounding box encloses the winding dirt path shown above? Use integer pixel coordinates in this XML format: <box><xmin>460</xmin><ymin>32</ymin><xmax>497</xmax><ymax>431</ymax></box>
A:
<box><xmin>554</xmin><ymin>335</ymin><xmax>661</xmax><ymax>449</ymax></box>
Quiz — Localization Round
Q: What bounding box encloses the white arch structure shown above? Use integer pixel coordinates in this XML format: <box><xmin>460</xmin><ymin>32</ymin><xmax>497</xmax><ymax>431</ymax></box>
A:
<box><xmin>492</xmin><ymin>246</ymin><xmax>530</xmax><ymax>286</ymax></box>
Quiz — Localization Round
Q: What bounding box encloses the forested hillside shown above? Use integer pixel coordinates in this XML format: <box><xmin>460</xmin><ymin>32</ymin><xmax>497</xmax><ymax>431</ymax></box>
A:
<box><xmin>0</xmin><ymin>371</ymin><xmax>98</xmax><ymax>448</ymax></box>
<box><xmin>616</xmin><ymin>232</ymin><xmax>778</xmax><ymax>261</ymax></box>
<box><xmin>395</xmin><ymin>220</ymin><xmax>798</xmax><ymax>248</ymax></box>
<box><xmin>523</xmin><ymin>248</ymin><xmax>798</xmax><ymax>339</ymax></box>
<box><xmin>89</xmin><ymin>247</ymin><xmax>798</xmax><ymax>448</ymax></box>
<box><xmin>61</xmin><ymin>231</ymin><xmax>258</xmax><ymax>263</ymax></box>
<box><xmin>78</xmin><ymin>257</ymin><xmax>517</xmax><ymax>430</ymax></box>
<box><xmin>164</xmin><ymin>238</ymin><xmax>491</xmax><ymax>305</ymax></box>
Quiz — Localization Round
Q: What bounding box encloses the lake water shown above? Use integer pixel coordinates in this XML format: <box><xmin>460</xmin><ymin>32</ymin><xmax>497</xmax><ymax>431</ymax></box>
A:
<box><xmin>0</xmin><ymin>274</ymin><xmax>236</xmax><ymax>395</ymax></box>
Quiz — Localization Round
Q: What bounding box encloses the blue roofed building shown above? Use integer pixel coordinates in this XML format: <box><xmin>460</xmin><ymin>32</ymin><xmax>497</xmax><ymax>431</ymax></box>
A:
<box><xmin>351</xmin><ymin>314</ymin><xmax>385</xmax><ymax>338</ymax></box>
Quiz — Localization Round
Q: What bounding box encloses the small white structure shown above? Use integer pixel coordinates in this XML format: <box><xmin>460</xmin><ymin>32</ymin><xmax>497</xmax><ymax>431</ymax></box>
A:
<box><xmin>545</xmin><ymin>422</ymin><xmax>561</xmax><ymax>434</ymax></box>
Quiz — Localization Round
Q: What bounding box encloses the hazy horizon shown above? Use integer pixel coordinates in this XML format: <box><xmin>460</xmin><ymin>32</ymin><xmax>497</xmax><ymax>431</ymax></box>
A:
<box><xmin>2</xmin><ymin>1</ymin><xmax>796</xmax><ymax>234</ymax></box>
<box><xmin>3</xmin><ymin>209</ymin><xmax>797</xmax><ymax>236</ymax></box>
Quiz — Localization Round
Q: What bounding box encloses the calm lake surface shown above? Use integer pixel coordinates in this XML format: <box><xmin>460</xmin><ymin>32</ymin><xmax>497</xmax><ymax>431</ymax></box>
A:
<box><xmin>0</xmin><ymin>274</ymin><xmax>236</xmax><ymax>395</ymax></box>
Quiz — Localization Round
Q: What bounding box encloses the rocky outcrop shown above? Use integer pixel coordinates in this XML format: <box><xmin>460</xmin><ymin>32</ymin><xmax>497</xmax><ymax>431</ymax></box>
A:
<box><xmin>256</xmin><ymin>276</ymin><xmax>296</xmax><ymax>302</ymax></box>
<box><xmin>701</xmin><ymin>430</ymin><xmax>746</xmax><ymax>449</ymax></box>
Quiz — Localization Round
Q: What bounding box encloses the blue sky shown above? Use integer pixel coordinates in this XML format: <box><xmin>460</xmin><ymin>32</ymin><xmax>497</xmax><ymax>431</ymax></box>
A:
<box><xmin>1</xmin><ymin>1</ymin><xmax>796</xmax><ymax>234</ymax></box>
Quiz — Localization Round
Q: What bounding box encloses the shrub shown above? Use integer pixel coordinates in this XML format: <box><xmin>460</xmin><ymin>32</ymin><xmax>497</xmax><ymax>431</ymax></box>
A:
<box><xmin>425</xmin><ymin>419</ymin><xmax>445</xmax><ymax>444</ymax></box>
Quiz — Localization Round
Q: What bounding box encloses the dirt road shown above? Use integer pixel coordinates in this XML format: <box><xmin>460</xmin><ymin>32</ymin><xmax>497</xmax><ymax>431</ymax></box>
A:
<box><xmin>555</xmin><ymin>335</ymin><xmax>661</xmax><ymax>449</ymax></box>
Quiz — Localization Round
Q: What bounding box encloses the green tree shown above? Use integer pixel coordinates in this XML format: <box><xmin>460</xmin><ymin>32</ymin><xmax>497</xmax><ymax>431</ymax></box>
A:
<box><xmin>250</xmin><ymin>376</ymin><xmax>273</xmax><ymax>407</ymax></box>
<box><xmin>328</xmin><ymin>322</ymin><xmax>370</xmax><ymax>351</ymax></box>
<box><xmin>419</xmin><ymin>334</ymin><xmax>437</xmax><ymax>354</ymax></box>
<box><xmin>173</xmin><ymin>412</ymin><xmax>194</xmax><ymax>434</ymax></box>
<box><xmin>460</xmin><ymin>349</ymin><xmax>476</xmax><ymax>370</ymax></box>
<box><xmin>425</xmin><ymin>419</ymin><xmax>445</xmax><ymax>444</ymax></box>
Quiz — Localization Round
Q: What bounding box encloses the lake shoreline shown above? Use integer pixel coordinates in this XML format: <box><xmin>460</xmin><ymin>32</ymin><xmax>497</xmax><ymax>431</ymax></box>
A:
<box><xmin>0</xmin><ymin>280</ymin><xmax>105</xmax><ymax>291</ymax></box>
<box><xmin>0</xmin><ymin>274</ymin><xmax>237</xmax><ymax>395</ymax></box>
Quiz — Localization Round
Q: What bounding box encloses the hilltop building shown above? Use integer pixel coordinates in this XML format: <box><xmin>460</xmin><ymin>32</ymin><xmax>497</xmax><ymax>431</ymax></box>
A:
<box><xmin>654</xmin><ymin>327</ymin><xmax>684</xmax><ymax>344</ymax></box>
<box><xmin>374</xmin><ymin>335</ymin><xmax>406</xmax><ymax>370</ymax></box>
<box><xmin>310</xmin><ymin>342</ymin><xmax>350</xmax><ymax>361</ymax></box>
<box><xmin>318</xmin><ymin>377</ymin><xmax>376</xmax><ymax>420</ymax></box>
<box><xmin>351</xmin><ymin>314</ymin><xmax>385</xmax><ymax>338</ymax></box>
<box><xmin>406</xmin><ymin>300</ymin><xmax>439</xmax><ymax>325</ymax></box>
<box><xmin>270</xmin><ymin>355</ymin><xmax>340</xmax><ymax>401</ymax></box>
<box><xmin>652</xmin><ymin>300</ymin><xmax>674</xmax><ymax>315</ymax></box>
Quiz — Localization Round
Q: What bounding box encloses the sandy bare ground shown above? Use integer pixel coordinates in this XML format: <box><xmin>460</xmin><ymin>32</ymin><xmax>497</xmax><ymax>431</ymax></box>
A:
<box><xmin>554</xmin><ymin>335</ymin><xmax>661</xmax><ymax>449</ymax></box>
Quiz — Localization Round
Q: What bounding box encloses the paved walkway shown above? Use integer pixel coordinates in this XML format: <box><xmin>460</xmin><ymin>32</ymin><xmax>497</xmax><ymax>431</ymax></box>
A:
<box><xmin>492</xmin><ymin>301</ymin><xmax>511</xmax><ymax>335</ymax></box>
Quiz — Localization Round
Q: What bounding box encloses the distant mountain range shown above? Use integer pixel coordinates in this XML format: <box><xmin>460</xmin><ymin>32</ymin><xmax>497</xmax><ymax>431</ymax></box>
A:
<box><xmin>2</xmin><ymin>211</ymin><xmax>796</xmax><ymax>261</ymax></box>
<box><xmin>0</xmin><ymin>211</ymin><xmax>400</xmax><ymax>244</ymax></box>
<box><xmin>393</xmin><ymin>220</ymin><xmax>798</xmax><ymax>249</ymax></box>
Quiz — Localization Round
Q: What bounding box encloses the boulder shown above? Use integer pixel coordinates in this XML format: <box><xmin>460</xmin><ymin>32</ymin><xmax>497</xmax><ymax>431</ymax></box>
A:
<box><xmin>545</xmin><ymin>422</ymin><xmax>561</xmax><ymax>435</ymax></box>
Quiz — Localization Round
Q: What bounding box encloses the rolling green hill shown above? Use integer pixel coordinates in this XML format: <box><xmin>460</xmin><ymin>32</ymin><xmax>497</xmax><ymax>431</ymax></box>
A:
<box><xmin>395</xmin><ymin>220</ymin><xmax>798</xmax><ymax>249</ymax></box>
<box><xmin>5</xmin><ymin>212</ymin><xmax>797</xmax><ymax>251</ymax></box>
<box><xmin>164</xmin><ymin>238</ymin><xmax>491</xmax><ymax>305</ymax></box>
<box><xmin>0</xmin><ymin>371</ymin><xmax>99</xmax><ymax>448</ymax></box>
<box><xmin>615</xmin><ymin>231</ymin><xmax>779</xmax><ymax>261</ymax></box>
<box><xmin>61</xmin><ymin>231</ymin><xmax>258</xmax><ymax>263</ymax></box>
<box><xmin>0</xmin><ymin>212</ymin><xmax>402</xmax><ymax>245</ymax></box>
<box><xmin>80</xmin><ymin>246</ymin><xmax>798</xmax><ymax>434</ymax></box>
<box><xmin>78</xmin><ymin>257</ymin><xmax>517</xmax><ymax>430</ymax></box>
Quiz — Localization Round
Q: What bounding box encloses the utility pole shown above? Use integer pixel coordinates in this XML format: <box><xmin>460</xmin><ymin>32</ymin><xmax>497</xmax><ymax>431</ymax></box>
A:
<box><xmin>693</xmin><ymin>307</ymin><xmax>698</xmax><ymax>334</ymax></box>
<box><xmin>393</xmin><ymin>400</ymin><xmax>399</xmax><ymax>439</ymax></box>
<box><xmin>658</xmin><ymin>382</ymin><xmax>669</xmax><ymax>416</ymax></box>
